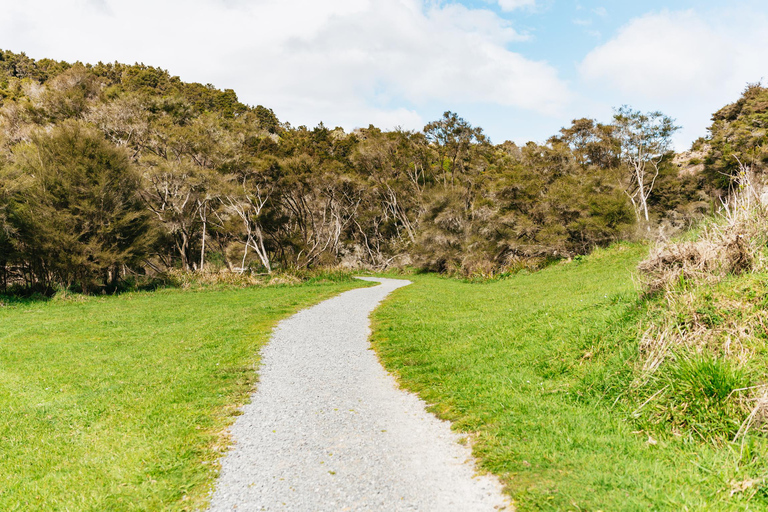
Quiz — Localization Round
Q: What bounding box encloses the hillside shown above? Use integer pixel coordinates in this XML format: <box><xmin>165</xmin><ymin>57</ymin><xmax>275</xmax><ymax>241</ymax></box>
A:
<box><xmin>0</xmin><ymin>50</ymin><xmax>711</xmax><ymax>294</ymax></box>
<box><xmin>372</xmin><ymin>242</ymin><xmax>768</xmax><ymax>510</ymax></box>
<box><xmin>367</xmin><ymin>85</ymin><xmax>768</xmax><ymax>507</ymax></box>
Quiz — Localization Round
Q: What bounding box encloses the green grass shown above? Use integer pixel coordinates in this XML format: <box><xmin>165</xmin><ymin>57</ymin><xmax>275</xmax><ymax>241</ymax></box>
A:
<box><xmin>371</xmin><ymin>244</ymin><xmax>768</xmax><ymax>511</ymax></box>
<box><xmin>0</xmin><ymin>279</ymin><xmax>366</xmax><ymax>511</ymax></box>
<box><xmin>628</xmin><ymin>271</ymin><xmax>768</xmax><ymax>446</ymax></box>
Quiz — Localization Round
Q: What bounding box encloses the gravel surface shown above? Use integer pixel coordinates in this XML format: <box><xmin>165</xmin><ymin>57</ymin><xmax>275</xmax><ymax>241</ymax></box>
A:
<box><xmin>208</xmin><ymin>277</ymin><xmax>511</xmax><ymax>512</ymax></box>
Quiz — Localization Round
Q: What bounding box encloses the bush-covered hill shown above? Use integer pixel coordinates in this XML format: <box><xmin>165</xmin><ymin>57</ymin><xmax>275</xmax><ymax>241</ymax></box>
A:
<box><xmin>703</xmin><ymin>82</ymin><xmax>768</xmax><ymax>191</ymax></box>
<box><xmin>0</xmin><ymin>50</ymin><xmax>710</xmax><ymax>293</ymax></box>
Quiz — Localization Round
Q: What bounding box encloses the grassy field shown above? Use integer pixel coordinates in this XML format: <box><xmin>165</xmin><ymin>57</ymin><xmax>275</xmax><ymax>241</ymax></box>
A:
<box><xmin>371</xmin><ymin>244</ymin><xmax>768</xmax><ymax>511</ymax></box>
<box><xmin>5</xmin><ymin>253</ymin><xmax>768</xmax><ymax>511</ymax></box>
<box><xmin>0</xmin><ymin>279</ymin><xmax>366</xmax><ymax>511</ymax></box>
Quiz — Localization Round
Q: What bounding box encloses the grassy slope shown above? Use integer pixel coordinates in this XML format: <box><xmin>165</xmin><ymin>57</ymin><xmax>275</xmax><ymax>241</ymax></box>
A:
<box><xmin>0</xmin><ymin>280</ymin><xmax>365</xmax><ymax>511</ymax></box>
<box><xmin>371</xmin><ymin>244</ymin><xmax>768</xmax><ymax>511</ymax></box>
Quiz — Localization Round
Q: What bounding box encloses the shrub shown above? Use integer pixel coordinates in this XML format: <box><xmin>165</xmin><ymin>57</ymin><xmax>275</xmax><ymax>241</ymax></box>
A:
<box><xmin>638</xmin><ymin>169</ymin><xmax>766</xmax><ymax>293</ymax></box>
<box><xmin>637</xmin><ymin>356</ymin><xmax>752</xmax><ymax>440</ymax></box>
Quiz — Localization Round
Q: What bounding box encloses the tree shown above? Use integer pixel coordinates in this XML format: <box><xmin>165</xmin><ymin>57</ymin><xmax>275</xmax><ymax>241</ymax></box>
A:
<box><xmin>277</xmin><ymin>155</ymin><xmax>363</xmax><ymax>269</ymax></box>
<box><xmin>549</xmin><ymin>118</ymin><xmax>619</xmax><ymax>170</ymax></box>
<box><xmin>222</xmin><ymin>158</ymin><xmax>279</xmax><ymax>273</ymax></box>
<box><xmin>424</xmin><ymin>111</ymin><xmax>489</xmax><ymax>195</ymax></box>
<box><xmin>704</xmin><ymin>83</ymin><xmax>768</xmax><ymax>191</ymax></box>
<box><xmin>140</xmin><ymin>158</ymin><xmax>205</xmax><ymax>271</ymax></box>
<box><xmin>41</xmin><ymin>64</ymin><xmax>102</xmax><ymax>121</ymax></box>
<box><xmin>613</xmin><ymin>106</ymin><xmax>678</xmax><ymax>223</ymax></box>
<box><xmin>0</xmin><ymin>162</ymin><xmax>16</xmax><ymax>291</ymax></box>
<box><xmin>5</xmin><ymin>121</ymin><xmax>154</xmax><ymax>291</ymax></box>
<box><xmin>352</xmin><ymin>129</ymin><xmax>429</xmax><ymax>247</ymax></box>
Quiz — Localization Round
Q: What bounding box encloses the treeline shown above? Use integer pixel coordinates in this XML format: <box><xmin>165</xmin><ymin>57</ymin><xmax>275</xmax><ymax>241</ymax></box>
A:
<box><xmin>0</xmin><ymin>50</ymin><xmax>715</xmax><ymax>292</ymax></box>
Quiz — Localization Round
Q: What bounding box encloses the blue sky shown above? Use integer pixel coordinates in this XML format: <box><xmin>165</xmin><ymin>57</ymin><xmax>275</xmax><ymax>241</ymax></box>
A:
<box><xmin>437</xmin><ymin>0</ymin><xmax>767</xmax><ymax>148</ymax></box>
<box><xmin>1</xmin><ymin>0</ymin><xmax>767</xmax><ymax>149</ymax></box>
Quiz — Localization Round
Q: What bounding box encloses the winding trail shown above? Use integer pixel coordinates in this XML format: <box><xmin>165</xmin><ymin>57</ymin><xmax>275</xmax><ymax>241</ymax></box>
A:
<box><xmin>208</xmin><ymin>277</ymin><xmax>511</xmax><ymax>511</ymax></box>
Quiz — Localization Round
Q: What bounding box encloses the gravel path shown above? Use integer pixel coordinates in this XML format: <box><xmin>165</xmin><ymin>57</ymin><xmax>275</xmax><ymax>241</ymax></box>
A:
<box><xmin>208</xmin><ymin>277</ymin><xmax>511</xmax><ymax>512</ymax></box>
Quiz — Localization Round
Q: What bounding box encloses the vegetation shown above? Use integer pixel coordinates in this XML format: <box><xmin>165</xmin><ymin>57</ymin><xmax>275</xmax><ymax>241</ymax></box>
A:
<box><xmin>371</xmin><ymin>245</ymin><xmax>768</xmax><ymax>510</ymax></box>
<box><xmin>0</xmin><ymin>278</ymin><xmax>367</xmax><ymax>511</ymax></box>
<box><xmin>612</xmin><ymin>106</ymin><xmax>679</xmax><ymax>223</ymax></box>
<box><xmin>369</xmin><ymin>83</ymin><xmax>768</xmax><ymax>510</ymax></box>
<box><xmin>703</xmin><ymin>83</ymin><xmax>768</xmax><ymax>192</ymax></box>
<box><xmin>631</xmin><ymin>85</ymin><xmax>768</xmax><ymax>441</ymax></box>
<box><xmin>0</xmin><ymin>50</ymin><xmax>704</xmax><ymax>294</ymax></box>
<box><xmin>3</xmin><ymin>46</ymin><xmax>768</xmax><ymax>510</ymax></box>
<box><xmin>3</xmin><ymin>121</ymin><xmax>153</xmax><ymax>292</ymax></box>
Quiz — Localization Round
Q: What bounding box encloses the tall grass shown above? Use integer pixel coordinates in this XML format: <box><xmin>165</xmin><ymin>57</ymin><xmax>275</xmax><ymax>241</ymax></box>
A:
<box><xmin>638</xmin><ymin>356</ymin><xmax>752</xmax><ymax>439</ymax></box>
<box><xmin>634</xmin><ymin>166</ymin><xmax>768</xmax><ymax>443</ymax></box>
<box><xmin>162</xmin><ymin>266</ymin><xmax>360</xmax><ymax>290</ymax></box>
<box><xmin>639</xmin><ymin>166</ymin><xmax>768</xmax><ymax>294</ymax></box>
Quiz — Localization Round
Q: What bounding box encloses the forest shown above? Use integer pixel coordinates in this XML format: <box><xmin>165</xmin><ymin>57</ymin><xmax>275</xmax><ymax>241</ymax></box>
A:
<box><xmin>0</xmin><ymin>49</ymin><xmax>753</xmax><ymax>293</ymax></box>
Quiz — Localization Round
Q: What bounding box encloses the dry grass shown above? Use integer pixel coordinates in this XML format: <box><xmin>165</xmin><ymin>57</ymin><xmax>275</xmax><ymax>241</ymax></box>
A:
<box><xmin>639</xmin><ymin>168</ymin><xmax>768</xmax><ymax>294</ymax></box>
<box><xmin>637</xmin><ymin>169</ymin><xmax>768</xmax><ymax>369</ymax></box>
<box><xmin>632</xmin><ymin>168</ymin><xmax>768</xmax><ymax>442</ymax></box>
<box><xmin>735</xmin><ymin>388</ymin><xmax>768</xmax><ymax>441</ymax></box>
<box><xmin>638</xmin><ymin>234</ymin><xmax>753</xmax><ymax>293</ymax></box>
<box><xmin>638</xmin><ymin>292</ymin><xmax>762</xmax><ymax>372</ymax></box>
<box><xmin>164</xmin><ymin>267</ymin><xmax>358</xmax><ymax>290</ymax></box>
<box><xmin>168</xmin><ymin>269</ymin><xmax>299</xmax><ymax>289</ymax></box>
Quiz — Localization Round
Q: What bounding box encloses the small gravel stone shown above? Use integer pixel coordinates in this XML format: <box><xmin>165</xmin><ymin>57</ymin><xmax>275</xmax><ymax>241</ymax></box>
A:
<box><xmin>208</xmin><ymin>277</ymin><xmax>511</xmax><ymax>511</ymax></box>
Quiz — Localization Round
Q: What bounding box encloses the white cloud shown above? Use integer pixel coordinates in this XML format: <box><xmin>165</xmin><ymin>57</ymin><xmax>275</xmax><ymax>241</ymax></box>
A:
<box><xmin>497</xmin><ymin>0</ymin><xmax>536</xmax><ymax>12</ymax></box>
<box><xmin>580</xmin><ymin>10</ymin><xmax>731</xmax><ymax>99</ymax></box>
<box><xmin>0</xmin><ymin>0</ymin><xmax>570</xmax><ymax>133</ymax></box>
<box><xmin>578</xmin><ymin>7</ymin><xmax>768</xmax><ymax>148</ymax></box>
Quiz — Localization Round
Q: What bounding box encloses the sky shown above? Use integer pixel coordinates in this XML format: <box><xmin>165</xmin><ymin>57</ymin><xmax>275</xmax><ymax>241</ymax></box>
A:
<box><xmin>1</xmin><ymin>0</ymin><xmax>767</xmax><ymax>149</ymax></box>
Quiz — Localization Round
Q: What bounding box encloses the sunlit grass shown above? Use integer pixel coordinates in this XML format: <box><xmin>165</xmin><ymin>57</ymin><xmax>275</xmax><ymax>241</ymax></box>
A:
<box><xmin>371</xmin><ymin>244</ymin><xmax>768</xmax><ymax>510</ymax></box>
<box><xmin>0</xmin><ymin>280</ymin><xmax>365</xmax><ymax>511</ymax></box>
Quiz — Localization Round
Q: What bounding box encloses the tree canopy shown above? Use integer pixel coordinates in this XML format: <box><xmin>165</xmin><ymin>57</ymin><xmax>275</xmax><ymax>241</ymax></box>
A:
<box><xmin>0</xmin><ymin>49</ymin><xmax>723</xmax><ymax>292</ymax></box>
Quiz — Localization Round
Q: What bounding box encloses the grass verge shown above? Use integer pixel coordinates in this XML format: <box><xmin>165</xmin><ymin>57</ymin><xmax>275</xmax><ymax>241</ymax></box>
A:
<box><xmin>371</xmin><ymin>243</ymin><xmax>768</xmax><ymax>510</ymax></box>
<box><xmin>0</xmin><ymin>278</ymin><xmax>367</xmax><ymax>511</ymax></box>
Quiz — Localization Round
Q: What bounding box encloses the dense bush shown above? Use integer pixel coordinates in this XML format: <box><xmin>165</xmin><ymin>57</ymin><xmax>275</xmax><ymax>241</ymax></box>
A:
<box><xmin>0</xmin><ymin>50</ymin><xmax>710</xmax><ymax>292</ymax></box>
<box><xmin>1</xmin><ymin>121</ymin><xmax>153</xmax><ymax>292</ymax></box>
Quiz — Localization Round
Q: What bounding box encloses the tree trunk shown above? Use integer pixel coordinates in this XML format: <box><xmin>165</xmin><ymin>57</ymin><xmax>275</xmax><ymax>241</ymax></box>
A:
<box><xmin>200</xmin><ymin>215</ymin><xmax>207</xmax><ymax>272</ymax></box>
